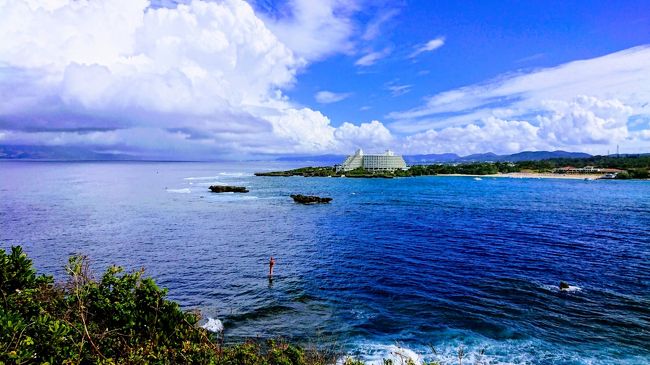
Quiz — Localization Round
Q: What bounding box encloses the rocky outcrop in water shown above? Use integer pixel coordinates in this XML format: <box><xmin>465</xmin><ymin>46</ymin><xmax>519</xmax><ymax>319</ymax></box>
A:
<box><xmin>290</xmin><ymin>194</ymin><xmax>332</xmax><ymax>204</ymax></box>
<box><xmin>209</xmin><ymin>185</ymin><xmax>249</xmax><ymax>193</ymax></box>
<box><xmin>559</xmin><ymin>281</ymin><xmax>570</xmax><ymax>290</ymax></box>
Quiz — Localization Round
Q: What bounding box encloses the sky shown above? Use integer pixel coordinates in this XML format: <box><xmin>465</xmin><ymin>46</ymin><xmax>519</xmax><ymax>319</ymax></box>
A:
<box><xmin>0</xmin><ymin>0</ymin><xmax>649</xmax><ymax>159</ymax></box>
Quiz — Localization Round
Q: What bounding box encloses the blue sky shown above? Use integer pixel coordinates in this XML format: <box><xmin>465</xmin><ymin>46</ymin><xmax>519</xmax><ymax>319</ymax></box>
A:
<box><xmin>0</xmin><ymin>0</ymin><xmax>649</xmax><ymax>159</ymax></box>
<box><xmin>284</xmin><ymin>0</ymin><xmax>650</xmax><ymax>127</ymax></box>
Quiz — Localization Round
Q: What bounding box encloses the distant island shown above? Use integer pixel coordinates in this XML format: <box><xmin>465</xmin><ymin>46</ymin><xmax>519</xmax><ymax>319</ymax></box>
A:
<box><xmin>256</xmin><ymin>151</ymin><xmax>650</xmax><ymax>180</ymax></box>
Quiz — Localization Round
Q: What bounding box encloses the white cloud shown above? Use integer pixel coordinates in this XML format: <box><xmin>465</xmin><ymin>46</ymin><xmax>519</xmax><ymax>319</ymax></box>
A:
<box><xmin>634</xmin><ymin>129</ymin><xmax>650</xmax><ymax>141</ymax></box>
<box><xmin>536</xmin><ymin>96</ymin><xmax>632</xmax><ymax>146</ymax></box>
<box><xmin>355</xmin><ymin>47</ymin><xmax>391</xmax><ymax>66</ymax></box>
<box><xmin>334</xmin><ymin>120</ymin><xmax>394</xmax><ymax>151</ymax></box>
<box><xmin>258</xmin><ymin>0</ymin><xmax>359</xmax><ymax>62</ymax></box>
<box><xmin>403</xmin><ymin>117</ymin><xmax>544</xmax><ymax>155</ymax></box>
<box><xmin>387</xmin><ymin>84</ymin><xmax>412</xmax><ymax>97</ymax></box>
<box><xmin>0</xmin><ymin>0</ymin><xmax>380</xmax><ymax>158</ymax></box>
<box><xmin>265</xmin><ymin>108</ymin><xmax>336</xmax><ymax>153</ymax></box>
<box><xmin>2</xmin><ymin>0</ymin><xmax>649</xmax><ymax>158</ymax></box>
<box><xmin>409</xmin><ymin>37</ymin><xmax>445</xmax><ymax>58</ymax></box>
<box><xmin>401</xmin><ymin>96</ymin><xmax>635</xmax><ymax>155</ymax></box>
<box><xmin>390</xmin><ymin>46</ymin><xmax>650</xmax><ymax>154</ymax></box>
<box><xmin>361</xmin><ymin>8</ymin><xmax>399</xmax><ymax>41</ymax></box>
<box><xmin>315</xmin><ymin>91</ymin><xmax>351</xmax><ymax>104</ymax></box>
<box><xmin>390</xmin><ymin>46</ymin><xmax>650</xmax><ymax>130</ymax></box>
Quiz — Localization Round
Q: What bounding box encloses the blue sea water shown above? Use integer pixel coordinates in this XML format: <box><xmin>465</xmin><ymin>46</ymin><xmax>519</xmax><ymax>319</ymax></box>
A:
<box><xmin>1</xmin><ymin>161</ymin><xmax>649</xmax><ymax>364</ymax></box>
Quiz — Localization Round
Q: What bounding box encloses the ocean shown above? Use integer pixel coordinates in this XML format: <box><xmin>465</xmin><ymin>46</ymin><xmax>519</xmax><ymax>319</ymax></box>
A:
<box><xmin>1</xmin><ymin>161</ymin><xmax>648</xmax><ymax>364</ymax></box>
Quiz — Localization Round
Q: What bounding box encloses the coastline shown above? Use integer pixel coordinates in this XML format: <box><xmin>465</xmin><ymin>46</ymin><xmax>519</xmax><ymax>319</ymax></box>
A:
<box><xmin>436</xmin><ymin>172</ymin><xmax>609</xmax><ymax>180</ymax></box>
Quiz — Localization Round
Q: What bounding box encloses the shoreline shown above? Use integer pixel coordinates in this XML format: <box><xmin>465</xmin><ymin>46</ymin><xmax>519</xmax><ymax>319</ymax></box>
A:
<box><xmin>436</xmin><ymin>172</ymin><xmax>609</xmax><ymax>180</ymax></box>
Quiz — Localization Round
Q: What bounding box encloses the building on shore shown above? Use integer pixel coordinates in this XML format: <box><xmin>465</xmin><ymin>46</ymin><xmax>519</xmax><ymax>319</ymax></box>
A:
<box><xmin>553</xmin><ymin>166</ymin><xmax>625</xmax><ymax>175</ymax></box>
<box><xmin>335</xmin><ymin>149</ymin><xmax>407</xmax><ymax>172</ymax></box>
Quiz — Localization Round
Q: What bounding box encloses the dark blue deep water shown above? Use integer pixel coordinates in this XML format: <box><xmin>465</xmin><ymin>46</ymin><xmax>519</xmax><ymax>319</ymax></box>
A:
<box><xmin>1</xmin><ymin>161</ymin><xmax>649</xmax><ymax>364</ymax></box>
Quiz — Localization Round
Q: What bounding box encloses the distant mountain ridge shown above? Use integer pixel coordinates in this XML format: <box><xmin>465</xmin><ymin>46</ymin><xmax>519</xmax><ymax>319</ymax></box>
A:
<box><xmin>415</xmin><ymin>150</ymin><xmax>593</xmax><ymax>163</ymax></box>
<box><xmin>0</xmin><ymin>145</ymin><xmax>608</xmax><ymax>163</ymax></box>
<box><xmin>277</xmin><ymin>150</ymin><xmax>594</xmax><ymax>164</ymax></box>
<box><xmin>0</xmin><ymin>145</ymin><xmax>135</xmax><ymax>160</ymax></box>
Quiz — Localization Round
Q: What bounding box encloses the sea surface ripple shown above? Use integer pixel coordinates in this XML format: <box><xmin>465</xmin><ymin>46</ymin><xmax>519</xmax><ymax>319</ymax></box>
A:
<box><xmin>1</xmin><ymin>161</ymin><xmax>649</xmax><ymax>364</ymax></box>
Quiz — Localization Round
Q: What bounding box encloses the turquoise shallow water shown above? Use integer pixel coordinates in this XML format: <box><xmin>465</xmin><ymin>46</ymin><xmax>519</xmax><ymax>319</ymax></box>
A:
<box><xmin>1</xmin><ymin>161</ymin><xmax>649</xmax><ymax>364</ymax></box>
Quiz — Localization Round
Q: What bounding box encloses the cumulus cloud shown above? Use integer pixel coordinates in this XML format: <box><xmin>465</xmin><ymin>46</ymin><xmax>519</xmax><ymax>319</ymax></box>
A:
<box><xmin>403</xmin><ymin>117</ymin><xmax>544</xmax><ymax>155</ymax></box>
<box><xmin>0</xmin><ymin>0</ymin><xmax>379</xmax><ymax>158</ymax></box>
<box><xmin>315</xmin><ymin>91</ymin><xmax>351</xmax><ymax>104</ymax></box>
<box><xmin>334</xmin><ymin>120</ymin><xmax>394</xmax><ymax>151</ymax></box>
<box><xmin>391</xmin><ymin>46</ymin><xmax>650</xmax><ymax>154</ymax></box>
<box><xmin>536</xmin><ymin>96</ymin><xmax>632</xmax><ymax>146</ymax></box>
<box><xmin>409</xmin><ymin>37</ymin><xmax>445</xmax><ymax>58</ymax></box>
<box><xmin>390</xmin><ymin>46</ymin><xmax>650</xmax><ymax>130</ymax></box>
<box><xmin>257</xmin><ymin>0</ymin><xmax>359</xmax><ymax>61</ymax></box>
<box><xmin>2</xmin><ymin>0</ymin><xmax>649</xmax><ymax>158</ymax></box>
<box><xmin>267</xmin><ymin>111</ymin><xmax>394</xmax><ymax>154</ymax></box>
<box><xmin>401</xmin><ymin>96</ymin><xmax>634</xmax><ymax>155</ymax></box>
<box><xmin>265</xmin><ymin>108</ymin><xmax>336</xmax><ymax>153</ymax></box>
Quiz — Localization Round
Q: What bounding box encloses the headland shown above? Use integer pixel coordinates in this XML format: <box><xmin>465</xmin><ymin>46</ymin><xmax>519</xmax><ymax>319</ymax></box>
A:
<box><xmin>255</xmin><ymin>151</ymin><xmax>650</xmax><ymax>180</ymax></box>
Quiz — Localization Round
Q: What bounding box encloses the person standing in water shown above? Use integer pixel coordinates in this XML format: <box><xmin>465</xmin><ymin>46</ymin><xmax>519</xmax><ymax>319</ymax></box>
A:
<box><xmin>269</xmin><ymin>256</ymin><xmax>276</xmax><ymax>277</ymax></box>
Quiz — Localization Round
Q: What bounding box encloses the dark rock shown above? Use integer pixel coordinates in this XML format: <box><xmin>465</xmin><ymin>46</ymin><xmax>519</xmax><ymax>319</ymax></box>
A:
<box><xmin>559</xmin><ymin>281</ymin><xmax>570</xmax><ymax>290</ymax></box>
<box><xmin>209</xmin><ymin>185</ymin><xmax>249</xmax><ymax>193</ymax></box>
<box><xmin>290</xmin><ymin>194</ymin><xmax>332</xmax><ymax>204</ymax></box>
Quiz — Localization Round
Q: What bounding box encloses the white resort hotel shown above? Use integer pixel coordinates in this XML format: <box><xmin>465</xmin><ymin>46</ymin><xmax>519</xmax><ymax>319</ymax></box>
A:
<box><xmin>336</xmin><ymin>149</ymin><xmax>407</xmax><ymax>173</ymax></box>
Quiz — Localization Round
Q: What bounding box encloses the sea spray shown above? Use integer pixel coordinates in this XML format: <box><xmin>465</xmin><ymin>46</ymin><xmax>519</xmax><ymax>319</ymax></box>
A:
<box><xmin>201</xmin><ymin>317</ymin><xmax>224</xmax><ymax>333</ymax></box>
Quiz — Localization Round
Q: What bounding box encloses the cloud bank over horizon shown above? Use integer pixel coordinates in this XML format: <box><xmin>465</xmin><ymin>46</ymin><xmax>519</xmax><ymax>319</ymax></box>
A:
<box><xmin>0</xmin><ymin>0</ymin><xmax>648</xmax><ymax>159</ymax></box>
<box><xmin>0</xmin><ymin>0</ymin><xmax>387</xmax><ymax>158</ymax></box>
<box><xmin>391</xmin><ymin>46</ymin><xmax>650</xmax><ymax>155</ymax></box>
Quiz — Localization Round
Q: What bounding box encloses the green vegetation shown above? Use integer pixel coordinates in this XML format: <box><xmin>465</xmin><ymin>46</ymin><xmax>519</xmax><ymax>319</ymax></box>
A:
<box><xmin>341</xmin><ymin>168</ymin><xmax>395</xmax><ymax>178</ymax></box>
<box><xmin>0</xmin><ymin>247</ymin><xmax>502</xmax><ymax>364</ymax></box>
<box><xmin>255</xmin><ymin>155</ymin><xmax>650</xmax><ymax>179</ymax></box>
<box><xmin>516</xmin><ymin>155</ymin><xmax>650</xmax><ymax>173</ymax></box>
<box><xmin>397</xmin><ymin>162</ymin><xmax>520</xmax><ymax>176</ymax></box>
<box><xmin>0</xmin><ymin>246</ymin><xmax>335</xmax><ymax>365</ymax></box>
<box><xmin>255</xmin><ymin>167</ymin><xmax>336</xmax><ymax>177</ymax></box>
<box><xmin>615</xmin><ymin>169</ymin><xmax>650</xmax><ymax>179</ymax></box>
<box><xmin>255</xmin><ymin>162</ymin><xmax>518</xmax><ymax>178</ymax></box>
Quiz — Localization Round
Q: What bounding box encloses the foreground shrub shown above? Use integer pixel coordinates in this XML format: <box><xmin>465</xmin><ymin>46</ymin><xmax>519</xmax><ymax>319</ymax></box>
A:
<box><xmin>0</xmin><ymin>246</ymin><xmax>335</xmax><ymax>365</ymax></box>
<box><xmin>1</xmin><ymin>246</ymin><xmax>486</xmax><ymax>365</ymax></box>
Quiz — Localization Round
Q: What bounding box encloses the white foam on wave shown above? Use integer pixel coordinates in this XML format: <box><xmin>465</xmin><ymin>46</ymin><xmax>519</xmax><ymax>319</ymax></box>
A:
<box><xmin>346</xmin><ymin>334</ymin><xmax>641</xmax><ymax>365</ymax></box>
<box><xmin>193</xmin><ymin>181</ymin><xmax>228</xmax><ymax>187</ymax></box>
<box><xmin>184</xmin><ymin>176</ymin><xmax>222</xmax><ymax>181</ymax></box>
<box><xmin>201</xmin><ymin>317</ymin><xmax>223</xmax><ymax>333</ymax></box>
<box><xmin>382</xmin><ymin>345</ymin><xmax>421</xmax><ymax>365</ymax></box>
<box><xmin>219</xmin><ymin>172</ymin><xmax>252</xmax><ymax>177</ymax></box>
<box><xmin>562</xmin><ymin>285</ymin><xmax>581</xmax><ymax>292</ymax></box>
<box><xmin>208</xmin><ymin>195</ymin><xmax>259</xmax><ymax>201</ymax></box>
<box><xmin>339</xmin><ymin>344</ymin><xmax>418</xmax><ymax>365</ymax></box>
<box><xmin>542</xmin><ymin>284</ymin><xmax>582</xmax><ymax>292</ymax></box>
<box><xmin>346</xmin><ymin>338</ymin><xmax>540</xmax><ymax>365</ymax></box>
<box><xmin>166</xmin><ymin>188</ymin><xmax>191</xmax><ymax>194</ymax></box>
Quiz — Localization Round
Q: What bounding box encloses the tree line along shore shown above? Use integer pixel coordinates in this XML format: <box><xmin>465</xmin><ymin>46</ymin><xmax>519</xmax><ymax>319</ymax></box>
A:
<box><xmin>255</xmin><ymin>155</ymin><xmax>650</xmax><ymax>179</ymax></box>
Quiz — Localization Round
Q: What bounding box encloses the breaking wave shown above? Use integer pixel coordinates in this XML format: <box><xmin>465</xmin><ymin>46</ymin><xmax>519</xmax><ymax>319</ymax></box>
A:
<box><xmin>201</xmin><ymin>317</ymin><xmax>224</xmax><ymax>333</ymax></box>
<box><xmin>184</xmin><ymin>176</ymin><xmax>222</xmax><ymax>181</ymax></box>
<box><xmin>166</xmin><ymin>188</ymin><xmax>191</xmax><ymax>194</ymax></box>
<box><xmin>346</xmin><ymin>337</ymin><xmax>647</xmax><ymax>365</ymax></box>
<box><xmin>541</xmin><ymin>284</ymin><xmax>582</xmax><ymax>293</ymax></box>
<box><xmin>218</xmin><ymin>172</ymin><xmax>252</xmax><ymax>177</ymax></box>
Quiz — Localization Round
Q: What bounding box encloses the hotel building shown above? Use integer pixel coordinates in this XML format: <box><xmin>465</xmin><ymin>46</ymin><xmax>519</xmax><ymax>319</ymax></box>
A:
<box><xmin>336</xmin><ymin>149</ymin><xmax>407</xmax><ymax>172</ymax></box>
